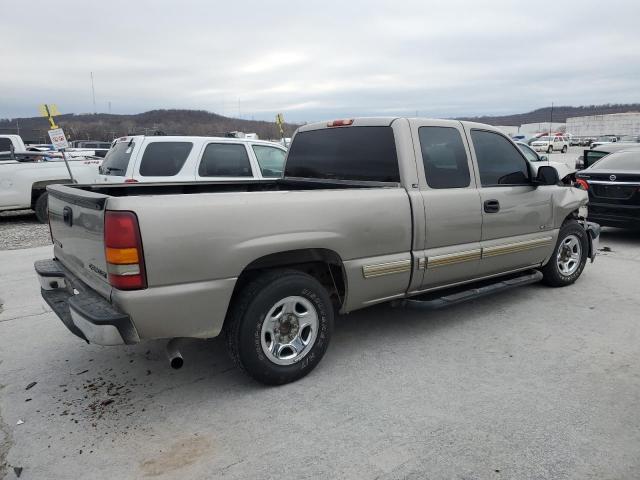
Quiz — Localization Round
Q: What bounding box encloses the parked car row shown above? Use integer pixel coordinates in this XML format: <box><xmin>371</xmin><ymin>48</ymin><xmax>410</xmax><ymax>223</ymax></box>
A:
<box><xmin>1</xmin><ymin>133</ymin><xmax>288</xmax><ymax>222</ymax></box>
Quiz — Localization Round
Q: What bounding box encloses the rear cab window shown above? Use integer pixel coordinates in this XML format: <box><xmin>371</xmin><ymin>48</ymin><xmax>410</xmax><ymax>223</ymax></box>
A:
<box><xmin>285</xmin><ymin>126</ymin><xmax>399</xmax><ymax>182</ymax></box>
<box><xmin>471</xmin><ymin>130</ymin><xmax>530</xmax><ymax>186</ymax></box>
<box><xmin>139</xmin><ymin>142</ymin><xmax>193</xmax><ymax>177</ymax></box>
<box><xmin>101</xmin><ymin>141</ymin><xmax>136</xmax><ymax>176</ymax></box>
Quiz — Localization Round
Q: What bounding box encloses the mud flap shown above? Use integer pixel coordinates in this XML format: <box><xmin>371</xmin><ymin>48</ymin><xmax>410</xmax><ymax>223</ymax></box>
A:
<box><xmin>582</xmin><ymin>221</ymin><xmax>600</xmax><ymax>262</ymax></box>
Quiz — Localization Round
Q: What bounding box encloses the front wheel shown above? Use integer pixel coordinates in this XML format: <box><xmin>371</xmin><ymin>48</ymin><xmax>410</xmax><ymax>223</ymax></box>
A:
<box><xmin>225</xmin><ymin>269</ymin><xmax>334</xmax><ymax>385</ymax></box>
<box><xmin>540</xmin><ymin>221</ymin><xmax>588</xmax><ymax>287</ymax></box>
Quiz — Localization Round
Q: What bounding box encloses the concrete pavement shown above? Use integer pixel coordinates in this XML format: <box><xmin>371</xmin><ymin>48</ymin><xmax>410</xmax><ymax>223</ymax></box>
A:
<box><xmin>1</xmin><ymin>231</ymin><xmax>639</xmax><ymax>479</ymax></box>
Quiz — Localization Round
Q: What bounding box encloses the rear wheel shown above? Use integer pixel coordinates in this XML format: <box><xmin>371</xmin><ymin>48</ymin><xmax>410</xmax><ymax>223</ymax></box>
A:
<box><xmin>540</xmin><ymin>221</ymin><xmax>588</xmax><ymax>287</ymax></box>
<box><xmin>547</xmin><ymin>145</ymin><xmax>553</xmax><ymax>153</ymax></box>
<box><xmin>34</xmin><ymin>192</ymin><xmax>48</xmax><ymax>223</ymax></box>
<box><xmin>561</xmin><ymin>145</ymin><xmax>568</xmax><ymax>153</ymax></box>
<box><xmin>225</xmin><ymin>269</ymin><xmax>334</xmax><ymax>385</ymax></box>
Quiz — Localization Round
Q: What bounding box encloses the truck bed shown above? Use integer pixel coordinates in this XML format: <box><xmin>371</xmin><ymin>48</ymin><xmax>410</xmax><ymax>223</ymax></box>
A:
<box><xmin>55</xmin><ymin>177</ymin><xmax>399</xmax><ymax>199</ymax></box>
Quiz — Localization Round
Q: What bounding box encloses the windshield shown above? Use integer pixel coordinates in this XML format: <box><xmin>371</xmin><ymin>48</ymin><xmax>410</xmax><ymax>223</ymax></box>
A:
<box><xmin>101</xmin><ymin>141</ymin><xmax>134</xmax><ymax>175</ymax></box>
<box><xmin>518</xmin><ymin>143</ymin><xmax>540</xmax><ymax>162</ymax></box>
<box><xmin>590</xmin><ymin>151</ymin><xmax>639</xmax><ymax>170</ymax></box>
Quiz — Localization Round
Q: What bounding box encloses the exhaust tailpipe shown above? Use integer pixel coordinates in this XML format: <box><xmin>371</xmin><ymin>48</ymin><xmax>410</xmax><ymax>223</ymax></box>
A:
<box><xmin>166</xmin><ymin>338</ymin><xmax>184</xmax><ymax>369</ymax></box>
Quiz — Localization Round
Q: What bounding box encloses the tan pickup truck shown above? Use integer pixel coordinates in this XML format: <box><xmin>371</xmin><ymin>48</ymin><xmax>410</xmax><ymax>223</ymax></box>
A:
<box><xmin>35</xmin><ymin>118</ymin><xmax>600</xmax><ymax>385</ymax></box>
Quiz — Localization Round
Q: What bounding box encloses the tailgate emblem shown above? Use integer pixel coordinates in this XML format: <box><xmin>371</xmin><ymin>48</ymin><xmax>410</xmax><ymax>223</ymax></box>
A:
<box><xmin>63</xmin><ymin>206</ymin><xmax>73</xmax><ymax>227</ymax></box>
<box><xmin>610</xmin><ymin>175</ymin><xmax>617</xmax><ymax>181</ymax></box>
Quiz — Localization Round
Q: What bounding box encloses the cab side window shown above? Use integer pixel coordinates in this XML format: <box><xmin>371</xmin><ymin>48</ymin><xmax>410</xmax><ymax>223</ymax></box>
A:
<box><xmin>252</xmin><ymin>145</ymin><xmax>286</xmax><ymax>177</ymax></box>
<box><xmin>199</xmin><ymin>143</ymin><xmax>252</xmax><ymax>177</ymax></box>
<box><xmin>418</xmin><ymin>126</ymin><xmax>470</xmax><ymax>188</ymax></box>
<box><xmin>471</xmin><ymin>130</ymin><xmax>530</xmax><ymax>186</ymax></box>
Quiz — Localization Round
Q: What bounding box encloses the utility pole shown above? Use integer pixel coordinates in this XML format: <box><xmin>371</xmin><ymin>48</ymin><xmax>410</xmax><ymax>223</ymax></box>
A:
<box><xmin>549</xmin><ymin>102</ymin><xmax>554</xmax><ymax>137</ymax></box>
<box><xmin>108</xmin><ymin>101</ymin><xmax>111</xmax><ymax>114</ymax></box>
<box><xmin>90</xmin><ymin>72</ymin><xmax>97</xmax><ymax>114</ymax></box>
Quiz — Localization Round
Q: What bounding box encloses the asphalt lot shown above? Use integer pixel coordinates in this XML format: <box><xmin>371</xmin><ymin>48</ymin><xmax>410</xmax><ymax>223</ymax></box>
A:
<box><xmin>1</xmin><ymin>229</ymin><xmax>640</xmax><ymax>479</ymax></box>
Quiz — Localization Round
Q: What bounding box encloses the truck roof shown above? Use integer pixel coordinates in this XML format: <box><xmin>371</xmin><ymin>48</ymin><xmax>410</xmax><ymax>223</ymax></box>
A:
<box><xmin>112</xmin><ymin>135</ymin><xmax>285</xmax><ymax>148</ymax></box>
<box><xmin>297</xmin><ymin>117</ymin><xmax>502</xmax><ymax>133</ymax></box>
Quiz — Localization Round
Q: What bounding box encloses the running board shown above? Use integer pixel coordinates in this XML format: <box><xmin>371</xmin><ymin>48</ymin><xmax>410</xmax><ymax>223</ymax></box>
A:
<box><xmin>396</xmin><ymin>269</ymin><xmax>543</xmax><ymax>310</ymax></box>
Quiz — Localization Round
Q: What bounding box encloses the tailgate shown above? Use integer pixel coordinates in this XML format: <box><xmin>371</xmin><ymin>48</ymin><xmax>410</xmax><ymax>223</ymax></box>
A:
<box><xmin>47</xmin><ymin>184</ymin><xmax>112</xmax><ymax>298</ymax></box>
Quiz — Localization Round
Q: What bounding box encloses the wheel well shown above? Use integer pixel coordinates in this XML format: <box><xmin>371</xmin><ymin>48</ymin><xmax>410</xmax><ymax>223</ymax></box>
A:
<box><xmin>563</xmin><ymin>210</ymin><xmax>580</xmax><ymax>225</ymax></box>
<box><xmin>232</xmin><ymin>249</ymin><xmax>346</xmax><ymax>310</ymax></box>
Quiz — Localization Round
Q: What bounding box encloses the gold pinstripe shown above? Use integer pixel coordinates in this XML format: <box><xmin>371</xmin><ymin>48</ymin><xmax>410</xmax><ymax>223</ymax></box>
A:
<box><xmin>362</xmin><ymin>259</ymin><xmax>412</xmax><ymax>278</ymax></box>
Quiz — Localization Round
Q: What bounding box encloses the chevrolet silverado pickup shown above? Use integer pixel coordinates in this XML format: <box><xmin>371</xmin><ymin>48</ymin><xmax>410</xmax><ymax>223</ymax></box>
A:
<box><xmin>35</xmin><ymin>118</ymin><xmax>600</xmax><ymax>385</ymax></box>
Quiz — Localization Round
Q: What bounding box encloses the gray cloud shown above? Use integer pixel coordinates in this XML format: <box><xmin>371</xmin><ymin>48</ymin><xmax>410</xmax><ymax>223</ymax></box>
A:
<box><xmin>2</xmin><ymin>0</ymin><xmax>639</xmax><ymax>122</ymax></box>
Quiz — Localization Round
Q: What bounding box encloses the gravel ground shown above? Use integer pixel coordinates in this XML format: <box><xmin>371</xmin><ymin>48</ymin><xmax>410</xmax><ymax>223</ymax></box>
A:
<box><xmin>0</xmin><ymin>210</ymin><xmax>51</xmax><ymax>250</ymax></box>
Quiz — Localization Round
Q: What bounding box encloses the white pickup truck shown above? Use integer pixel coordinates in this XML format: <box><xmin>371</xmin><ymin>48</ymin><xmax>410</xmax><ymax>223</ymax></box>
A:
<box><xmin>99</xmin><ymin>135</ymin><xmax>288</xmax><ymax>183</ymax></box>
<box><xmin>0</xmin><ymin>134</ymin><xmax>27</xmax><ymax>154</ymax></box>
<box><xmin>0</xmin><ymin>144</ymin><xmax>102</xmax><ymax>222</ymax></box>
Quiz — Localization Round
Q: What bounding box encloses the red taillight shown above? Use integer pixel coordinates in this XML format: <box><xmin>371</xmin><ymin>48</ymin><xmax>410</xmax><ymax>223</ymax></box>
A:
<box><xmin>104</xmin><ymin>211</ymin><xmax>147</xmax><ymax>290</ymax></box>
<box><xmin>327</xmin><ymin>119</ymin><xmax>354</xmax><ymax>127</ymax></box>
<box><xmin>575</xmin><ymin>178</ymin><xmax>589</xmax><ymax>190</ymax></box>
<box><xmin>124</xmin><ymin>178</ymin><xmax>138</xmax><ymax>183</ymax></box>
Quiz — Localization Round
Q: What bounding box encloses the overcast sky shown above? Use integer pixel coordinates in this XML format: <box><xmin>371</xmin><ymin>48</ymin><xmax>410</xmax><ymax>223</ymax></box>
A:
<box><xmin>2</xmin><ymin>0</ymin><xmax>639</xmax><ymax>122</ymax></box>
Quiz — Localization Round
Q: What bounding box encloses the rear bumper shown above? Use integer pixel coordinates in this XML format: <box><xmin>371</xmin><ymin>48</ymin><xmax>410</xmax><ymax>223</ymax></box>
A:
<box><xmin>588</xmin><ymin>203</ymin><xmax>640</xmax><ymax>228</ymax></box>
<box><xmin>35</xmin><ymin>259</ymin><xmax>139</xmax><ymax>345</ymax></box>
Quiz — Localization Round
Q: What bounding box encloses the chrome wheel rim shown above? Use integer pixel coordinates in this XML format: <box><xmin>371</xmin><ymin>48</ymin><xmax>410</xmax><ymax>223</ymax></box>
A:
<box><xmin>556</xmin><ymin>234</ymin><xmax>582</xmax><ymax>276</ymax></box>
<box><xmin>260</xmin><ymin>296</ymin><xmax>319</xmax><ymax>366</ymax></box>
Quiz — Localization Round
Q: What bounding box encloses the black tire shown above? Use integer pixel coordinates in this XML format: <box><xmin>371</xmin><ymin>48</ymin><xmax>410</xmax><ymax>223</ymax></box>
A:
<box><xmin>225</xmin><ymin>269</ymin><xmax>334</xmax><ymax>385</ymax></box>
<box><xmin>540</xmin><ymin>220</ymin><xmax>588</xmax><ymax>287</ymax></box>
<box><xmin>547</xmin><ymin>146</ymin><xmax>553</xmax><ymax>154</ymax></box>
<box><xmin>561</xmin><ymin>145</ymin><xmax>568</xmax><ymax>153</ymax></box>
<box><xmin>34</xmin><ymin>192</ymin><xmax>48</xmax><ymax>223</ymax></box>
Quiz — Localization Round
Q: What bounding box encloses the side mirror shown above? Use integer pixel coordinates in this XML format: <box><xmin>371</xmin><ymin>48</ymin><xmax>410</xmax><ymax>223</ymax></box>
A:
<box><xmin>539</xmin><ymin>155</ymin><xmax>548</xmax><ymax>162</ymax></box>
<box><xmin>534</xmin><ymin>165</ymin><xmax>559</xmax><ymax>186</ymax></box>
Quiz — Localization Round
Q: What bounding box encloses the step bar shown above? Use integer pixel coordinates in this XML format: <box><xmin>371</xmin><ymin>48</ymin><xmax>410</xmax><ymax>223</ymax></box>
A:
<box><xmin>395</xmin><ymin>269</ymin><xmax>543</xmax><ymax>310</ymax></box>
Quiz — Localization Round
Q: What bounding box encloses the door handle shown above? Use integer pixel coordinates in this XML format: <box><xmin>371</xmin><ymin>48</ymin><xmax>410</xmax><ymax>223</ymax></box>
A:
<box><xmin>484</xmin><ymin>199</ymin><xmax>500</xmax><ymax>213</ymax></box>
<box><xmin>63</xmin><ymin>206</ymin><xmax>73</xmax><ymax>226</ymax></box>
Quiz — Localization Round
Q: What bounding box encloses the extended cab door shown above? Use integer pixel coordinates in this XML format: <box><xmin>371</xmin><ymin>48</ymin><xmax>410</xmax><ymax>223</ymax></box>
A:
<box><xmin>465</xmin><ymin>127</ymin><xmax>555</xmax><ymax>277</ymax></box>
<box><xmin>409</xmin><ymin>120</ymin><xmax>483</xmax><ymax>291</ymax></box>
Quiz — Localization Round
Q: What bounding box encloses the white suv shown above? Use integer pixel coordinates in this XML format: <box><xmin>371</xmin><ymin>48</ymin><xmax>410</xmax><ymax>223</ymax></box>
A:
<box><xmin>530</xmin><ymin>136</ymin><xmax>569</xmax><ymax>154</ymax></box>
<box><xmin>100</xmin><ymin>136</ymin><xmax>287</xmax><ymax>183</ymax></box>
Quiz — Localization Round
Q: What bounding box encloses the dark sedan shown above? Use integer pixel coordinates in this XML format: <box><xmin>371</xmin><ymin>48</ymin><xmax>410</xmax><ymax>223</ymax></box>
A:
<box><xmin>575</xmin><ymin>150</ymin><xmax>640</xmax><ymax>228</ymax></box>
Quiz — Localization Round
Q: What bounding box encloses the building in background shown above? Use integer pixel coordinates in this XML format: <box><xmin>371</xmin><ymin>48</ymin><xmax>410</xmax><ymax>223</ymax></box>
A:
<box><xmin>495</xmin><ymin>125</ymin><xmax>519</xmax><ymax>136</ymax></box>
<box><xmin>566</xmin><ymin>112</ymin><xmax>640</xmax><ymax>137</ymax></box>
